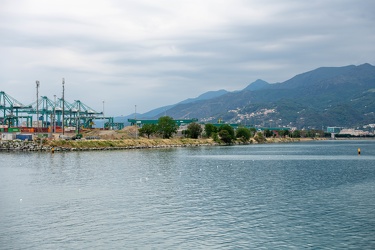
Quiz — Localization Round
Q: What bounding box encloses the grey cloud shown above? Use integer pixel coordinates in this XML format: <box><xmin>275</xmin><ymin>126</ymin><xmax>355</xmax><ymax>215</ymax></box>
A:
<box><xmin>1</xmin><ymin>0</ymin><xmax>375</xmax><ymax>115</ymax></box>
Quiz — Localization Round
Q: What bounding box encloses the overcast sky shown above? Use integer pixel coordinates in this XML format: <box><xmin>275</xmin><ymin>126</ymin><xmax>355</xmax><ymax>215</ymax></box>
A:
<box><xmin>1</xmin><ymin>0</ymin><xmax>374</xmax><ymax>116</ymax></box>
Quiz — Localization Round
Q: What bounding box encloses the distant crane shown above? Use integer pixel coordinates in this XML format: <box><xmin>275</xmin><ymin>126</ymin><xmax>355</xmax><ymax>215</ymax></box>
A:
<box><xmin>0</xmin><ymin>91</ymin><xmax>32</xmax><ymax>127</ymax></box>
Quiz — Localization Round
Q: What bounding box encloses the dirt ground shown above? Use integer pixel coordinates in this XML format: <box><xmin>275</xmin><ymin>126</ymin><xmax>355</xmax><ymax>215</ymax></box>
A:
<box><xmin>82</xmin><ymin>126</ymin><xmax>138</xmax><ymax>140</ymax></box>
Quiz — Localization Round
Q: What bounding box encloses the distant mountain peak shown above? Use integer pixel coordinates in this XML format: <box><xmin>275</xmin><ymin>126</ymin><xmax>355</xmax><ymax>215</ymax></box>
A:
<box><xmin>243</xmin><ymin>79</ymin><xmax>270</xmax><ymax>91</ymax></box>
<box><xmin>278</xmin><ymin>63</ymin><xmax>375</xmax><ymax>89</ymax></box>
<box><xmin>359</xmin><ymin>63</ymin><xmax>372</xmax><ymax>67</ymax></box>
<box><xmin>178</xmin><ymin>89</ymin><xmax>229</xmax><ymax>105</ymax></box>
<box><xmin>196</xmin><ymin>89</ymin><xmax>229</xmax><ymax>100</ymax></box>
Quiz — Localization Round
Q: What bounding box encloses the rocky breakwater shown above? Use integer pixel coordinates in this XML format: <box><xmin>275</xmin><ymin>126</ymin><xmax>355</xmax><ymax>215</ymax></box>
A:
<box><xmin>45</xmin><ymin>138</ymin><xmax>218</xmax><ymax>152</ymax></box>
<box><xmin>0</xmin><ymin>140</ymin><xmax>94</xmax><ymax>152</ymax></box>
<box><xmin>0</xmin><ymin>138</ymin><xmax>218</xmax><ymax>152</ymax></box>
<box><xmin>0</xmin><ymin>140</ymin><xmax>52</xmax><ymax>151</ymax></box>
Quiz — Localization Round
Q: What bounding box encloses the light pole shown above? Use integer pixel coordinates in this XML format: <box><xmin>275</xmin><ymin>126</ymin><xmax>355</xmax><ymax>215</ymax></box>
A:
<box><xmin>135</xmin><ymin>105</ymin><xmax>137</xmax><ymax>139</ymax></box>
<box><xmin>36</xmin><ymin>81</ymin><xmax>40</xmax><ymax>133</ymax></box>
<box><xmin>77</xmin><ymin>102</ymin><xmax>80</xmax><ymax>136</ymax></box>
<box><xmin>53</xmin><ymin>95</ymin><xmax>56</xmax><ymax>133</ymax></box>
<box><xmin>103</xmin><ymin>100</ymin><xmax>105</xmax><ymax>116</ymax></box>
<box><xmin>62</xmin><ymin>78</ymin><xmax>65</xmax><ymax>135</ymax></box>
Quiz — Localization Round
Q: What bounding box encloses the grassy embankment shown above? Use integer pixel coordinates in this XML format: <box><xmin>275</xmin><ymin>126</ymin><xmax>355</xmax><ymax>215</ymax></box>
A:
<box><xmin>42</xmin><ymin>127</ymin><xmax>325</xmax><ymax>150</ymax></box>
<box><xmin>44</xmin><ymin>136</ymin><xmax>323</xmax><ymax>150</ymax></box>
<box><xmin>45</xmin><ymin>137</ymin><xmax>217</xmax><ymax>149</ymax></box>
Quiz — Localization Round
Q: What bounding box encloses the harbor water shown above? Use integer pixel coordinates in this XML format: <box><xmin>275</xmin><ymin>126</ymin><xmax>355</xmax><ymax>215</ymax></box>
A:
<box><xmin>1</xmin><ymin>140</ymin><xmax>375</xmax><ymax>249</ymax></box>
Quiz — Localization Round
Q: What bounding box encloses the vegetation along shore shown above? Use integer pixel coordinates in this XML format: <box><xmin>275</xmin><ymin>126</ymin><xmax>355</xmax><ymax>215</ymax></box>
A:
<box><xmin>0</xmin><ymin>119</ymin><xmax>326</xmax><ymax>152</ymax></box>
<box><xmin>0</xmin><ymin>136</ymin><xmax>319</xmax><ymax>152</ymax></box>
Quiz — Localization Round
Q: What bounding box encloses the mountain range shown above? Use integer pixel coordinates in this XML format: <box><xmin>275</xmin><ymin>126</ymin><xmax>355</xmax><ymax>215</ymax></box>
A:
<box><xmin>115</xmin><ymin>63</ymin><xmax>375</xmax><ymax>129</ymax></box>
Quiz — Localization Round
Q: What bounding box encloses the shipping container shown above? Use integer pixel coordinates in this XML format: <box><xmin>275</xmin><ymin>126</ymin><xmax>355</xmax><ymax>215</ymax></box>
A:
<box><xmin>41</xmin><ymin>128</ymin><xmax>49</xmax><ymax>133</ymax></box>
<box><xmin>33</xmin><ymin>128</ymin><xmax>49</xmax><ymax>133</ymax></box>
<box><xmin>1</xmin><ymin>133</ymin><xmax>15</xmax><ymax>141</ymax></box>
<box><xmin>8</xmin><ymin>128</ymin><xmax>21</xmax><ymax>133</ymax></box>
<box><xmin>21</xmin><ymin>127</ymin><xmax>34</xmax><ymax>133</ymax></box>
<box><xmin>16</xmin><ymin>134</ymin><xmax>33</xmax><ymax>141</ymax></box>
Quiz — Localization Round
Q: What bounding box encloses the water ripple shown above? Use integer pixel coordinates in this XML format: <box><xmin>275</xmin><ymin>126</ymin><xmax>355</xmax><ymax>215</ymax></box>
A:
<box><xmin>1</xmin><ymin>141</ymin><xmax>375</xmax><ymax>249</ymax></box>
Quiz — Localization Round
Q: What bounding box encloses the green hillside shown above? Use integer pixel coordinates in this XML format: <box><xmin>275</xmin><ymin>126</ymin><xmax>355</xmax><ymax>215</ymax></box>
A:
<box><xmin>149</xmin><ymin>63</ymin><xmax>375</xmax><ymax>129</ymax></box>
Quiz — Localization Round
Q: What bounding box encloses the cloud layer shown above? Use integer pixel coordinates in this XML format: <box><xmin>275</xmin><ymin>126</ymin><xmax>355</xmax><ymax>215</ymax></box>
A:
<box><xmin>1</xmin><ymin>0</ymin><xmax>374</xmax><ymax>115</ymax></box>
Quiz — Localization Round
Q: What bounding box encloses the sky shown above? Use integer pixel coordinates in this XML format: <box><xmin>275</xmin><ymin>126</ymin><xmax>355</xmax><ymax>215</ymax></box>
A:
<box><xmin>1</xmin><ymin>0</ymin><xmax>375</xmax><ymax>116</ymax></box>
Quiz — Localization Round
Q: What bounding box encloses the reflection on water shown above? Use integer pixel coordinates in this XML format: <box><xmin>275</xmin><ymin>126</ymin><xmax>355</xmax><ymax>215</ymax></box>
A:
<box><xmin>0</xmin><ymin>140</ymin><xmax>375</xmax><ymax>249</ymax></box>
<box><xmin>195</xmin><ymin>154</ymin><xmax>375</xmax><ymax>160</ymax></box>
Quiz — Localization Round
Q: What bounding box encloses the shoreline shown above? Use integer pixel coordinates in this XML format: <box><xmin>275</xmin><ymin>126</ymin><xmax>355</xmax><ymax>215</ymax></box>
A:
<box><xmin>3</xmin><ymin>137</ymin><xmax>374</xmax><ymax>153</ymax></box>
<box><xmin>6</xmin><ymin>136</ymin><xmax>375</xmax><ymax>153</ymax></box>
<box><xmin>0</xmin><ymin>137</ymin><xmax>326</xmax><ymax>152</ymax></box>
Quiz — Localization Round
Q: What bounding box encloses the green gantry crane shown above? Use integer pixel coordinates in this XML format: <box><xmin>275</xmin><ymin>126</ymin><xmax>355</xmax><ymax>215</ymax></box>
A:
<box><xmin>0</xmin><ymin>91</ymin><xmax>32</xmax><ymax>127</ymax></box>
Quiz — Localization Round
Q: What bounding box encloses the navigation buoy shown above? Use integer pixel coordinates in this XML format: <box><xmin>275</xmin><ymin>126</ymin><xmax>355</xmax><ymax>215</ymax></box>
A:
<box><xmin>358</xmin><ymin>148</ymin><xmax>361</xmax><ymax>155</ymax></box>
<box><xmin>51</xmin><ymin>147</ymin><xmax>55</xmax><ymax>154</ymax></box>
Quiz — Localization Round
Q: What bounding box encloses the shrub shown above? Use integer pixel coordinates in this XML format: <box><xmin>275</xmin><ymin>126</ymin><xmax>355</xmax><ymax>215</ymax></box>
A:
<box><xmin>236</xmin><ymin>127</ymin><xmax>251</xmax><ymax>142</ymax></box>
<box><xmin>204</xmin><ymin>123</ymin><xmax>217</xmax><ymax>138</ymax></box>
<box><xmin>254</xmin><ymin>132</ymin><xmax>266</xmax><ymax>143</ymax></box>
<box><xmin>185</xmin><ymin>122</ymin><xmax>203</xmax><ymax>139</ymax></box>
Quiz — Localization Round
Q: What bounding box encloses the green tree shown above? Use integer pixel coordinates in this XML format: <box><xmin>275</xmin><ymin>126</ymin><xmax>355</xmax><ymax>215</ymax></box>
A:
<box><xmin>219</xmin><ymin>130</ymin><xmax>233</xmax><ymax>144</ymax></box>
<box><xmin>218</xmin><ymin>124</ymin><xmax>235</xmax><ymax>143</ymax></box>
<box><xmin>279</xmin><ymin>129</ymin><xmax>290</xmax><ymax>137</ymax></box>
<box><xmin>300</xmin><ymin>130</ymin><xmax>308</xmax><ymax>138</ymax></box>
<box><xmin>291</xmin><ymin>130</ymin><xmax>301</xmax><ymax>138</ymax></box>
<box><xmin>186</xmin><ymin>122</ymin><xmax>202</xmax><ymax>139</ymax></box>
<box><xmin>212</xmin><ymin>132</ymin><xmax>220</xmax><ymax>142</ymax></box>
<box><xmin>204</xmin><ymin>123</ymin><xmax>217</xmax><ymax>138</ymax></box>
<box><xmin>138</xmin><ymin>124</ymin><xmax>157</xmax><ymax>139</ymax></box>
<box><xmin>157</xmin><ymin>116</ymin><xmax>178</xmax><ymax>139</ymax></box>
<box><xmin>236</xmin><ymin>127</ymin><xmax>251</xmax><ymax>142</ymax></box>
<box><xmin>306</xmin><ymin>130</ymin><xmax>313</xmax><ymax>138</ymax></box>
<box><xmin>264</xmin><ymin>129</ymin><xmax>273</xmax><ymax>138</ymax></box>
<box><xmin>306</xmin><ymin>129</ymin><xmax>323</xmax><ymax>138</ymax></box>
<box><xmin>219</xmin><ymin>124</ymin><xmax>235</xmax><ymax>138</ymax></box>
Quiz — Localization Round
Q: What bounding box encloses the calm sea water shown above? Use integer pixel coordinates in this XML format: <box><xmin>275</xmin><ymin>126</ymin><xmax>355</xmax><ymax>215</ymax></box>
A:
<box><xmin>1</xmin><ymin>140</ymin><xmax>375</xmax><ymax>249</ymax></box>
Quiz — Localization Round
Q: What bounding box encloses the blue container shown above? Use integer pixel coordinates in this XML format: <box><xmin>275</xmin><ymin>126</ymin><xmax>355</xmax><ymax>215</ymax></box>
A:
<box><xmin>16</xmin><ymin>134</ymin><xmax>33</xmax><ymax>141</ymax></box>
